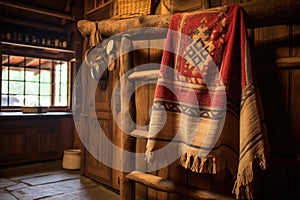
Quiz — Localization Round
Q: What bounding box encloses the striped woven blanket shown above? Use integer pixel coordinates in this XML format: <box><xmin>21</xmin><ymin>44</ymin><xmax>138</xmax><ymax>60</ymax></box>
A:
<box><xmin>145</xmin><ymin>5</ymin><xmax>269</xmax><ymax>199</ymax></box>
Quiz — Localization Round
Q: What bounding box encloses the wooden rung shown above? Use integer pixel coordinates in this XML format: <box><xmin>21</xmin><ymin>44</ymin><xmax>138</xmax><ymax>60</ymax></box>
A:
<box><xmin>128</xmin><ymin>70</ymin><xmax>160</xmax><ymax>81</ymax></box>
<box><xmin>126</xmin><ymin>171</ymin><xmax>234</xmax><ymax>200</ymax></box>
<box><xmin>130</xmin><ymin>129</ymin><xmax>148</xmax><ymax>139</ymax></box>
<box><xmin>276</xmin><ymin>57</ymin><xmax>300</xmax><ymax>68</ymax></box>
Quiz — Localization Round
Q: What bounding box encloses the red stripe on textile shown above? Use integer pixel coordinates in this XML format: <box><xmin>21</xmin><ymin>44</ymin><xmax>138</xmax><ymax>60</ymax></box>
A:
<box><xmin>155</xmin><ymin>85</ymin><xmax>226</xmax><ymax>107</ymax></box>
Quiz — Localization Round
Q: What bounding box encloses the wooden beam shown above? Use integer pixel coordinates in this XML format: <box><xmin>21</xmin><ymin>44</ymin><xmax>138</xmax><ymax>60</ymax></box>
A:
<box><xmin>126</xmin><ymin>171</ymin><xmax>233</xmax><ymax>200</ymax></box>
<box><xmin>79</xmin><ymin>0</ymin><xmax>300</xmax><ymax>38</ymax></box>
<box><xmin>0</xmin><ymin>0</ymin><xmax>74</xmax><ymax>21</ymax></box>
<box><xmin>0</xmin><ymin>16</ymin><xmax>65</xmax><ymax>33</ymax></box>
<box><xmin>1</xmin><ymin>42</ymin><xmax>75</xmax><ymax>61</ymax></box>
<box><xmin>128</xmin><ymin>70</ymin><xmax>160</xmax><ymax>81</ymax></box>
<box><xmin>276</xmin><ymin>57</ymin><xmax>300</xmax><ymax>68</ymax></box>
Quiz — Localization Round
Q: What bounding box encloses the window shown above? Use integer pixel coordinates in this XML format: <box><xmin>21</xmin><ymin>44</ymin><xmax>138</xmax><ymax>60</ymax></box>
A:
<box><xmin>1</xmin><ymin>54</ymin><xmax>70</xmax><ymax>109</ymax></box>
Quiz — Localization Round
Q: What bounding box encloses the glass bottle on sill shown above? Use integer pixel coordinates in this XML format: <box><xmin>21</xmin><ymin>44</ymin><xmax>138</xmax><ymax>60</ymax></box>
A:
<box><xmin>32</xmin><ymin>35</ymin><xmax>37</xmax><ymax>44</ymax></box>
<box><xmin>25</xmin><ymin>34</ymin><xmax>30</xmax><ymax>43</ymax></box>
<box><xmin>6</xmin><ymin>31</ymin><xmax>12</xmax><ymax>41</ymax></box>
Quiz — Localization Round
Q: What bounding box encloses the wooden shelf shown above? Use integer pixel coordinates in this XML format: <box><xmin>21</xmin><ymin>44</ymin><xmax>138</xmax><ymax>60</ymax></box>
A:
<box><xmin>1</xmin><ymin>41</ymin><xmax>75</xmax><ymax>53</ymax></box>
<box><xmin>1</xmin><ymin>41</ymin><xmax>75</xmax><ymax>60</ymax></box>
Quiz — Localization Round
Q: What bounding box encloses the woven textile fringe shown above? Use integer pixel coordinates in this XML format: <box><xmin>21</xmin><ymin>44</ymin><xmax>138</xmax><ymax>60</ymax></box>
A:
<box><xmin>146</xmin><ymin>4</ymin><xmax>269</xmax><ymax>199</ymax></box>
<box><xmin>179</xmin><ymin>153</ymin><xmax>217</xmax><ymax>174</ymax></box>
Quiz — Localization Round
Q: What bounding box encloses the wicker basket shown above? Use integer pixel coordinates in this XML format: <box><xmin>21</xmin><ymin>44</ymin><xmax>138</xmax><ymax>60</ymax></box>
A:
<box><xmin>118</xmin><ymin>0</ymin><xmax>154</xmax><ymax>18</ymax></box>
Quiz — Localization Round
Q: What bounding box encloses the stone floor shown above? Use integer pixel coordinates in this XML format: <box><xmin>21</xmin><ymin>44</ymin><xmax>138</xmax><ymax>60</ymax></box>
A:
<box><xmin>0</xmin><ymin>160</ymin><xmax>119</xmax><ymax>200</ymax></box>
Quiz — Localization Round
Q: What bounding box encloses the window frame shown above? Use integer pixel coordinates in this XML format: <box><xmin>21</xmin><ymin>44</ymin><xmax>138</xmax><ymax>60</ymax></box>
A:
<box><xmin>0</xmin><ymin>42</ymin><xmax>74</xmax><ymax>112</ymax></box>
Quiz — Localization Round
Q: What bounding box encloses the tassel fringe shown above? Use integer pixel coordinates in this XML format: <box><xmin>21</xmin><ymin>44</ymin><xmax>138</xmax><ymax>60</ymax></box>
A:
<box><xmin>178</xmin><ymin>153</ymin><xmax>217</xmax><ymax>174</ymax></box>
<box><xmin>232</xmin><ymin>152</ymin><xmax>267</xmax><ymax>199</ymax></box>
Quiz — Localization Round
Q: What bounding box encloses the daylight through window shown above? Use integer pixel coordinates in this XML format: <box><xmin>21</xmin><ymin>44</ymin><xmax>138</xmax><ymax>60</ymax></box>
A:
<box><xmin>1</xmin><ymin>54</ymin><xmax>69</xmax><ymax>108</ymax></box>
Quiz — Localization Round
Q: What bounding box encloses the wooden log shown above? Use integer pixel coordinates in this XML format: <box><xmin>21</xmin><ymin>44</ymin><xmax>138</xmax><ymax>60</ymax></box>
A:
<box><xmin>78</xmin><ymin>0</ymin><xmax>300</xmax><ymax>38</ymax></box>
<box><xmin>126</xmin><ymin>171</ymin><xmax>234</xmax><ymax>200</ymax></box>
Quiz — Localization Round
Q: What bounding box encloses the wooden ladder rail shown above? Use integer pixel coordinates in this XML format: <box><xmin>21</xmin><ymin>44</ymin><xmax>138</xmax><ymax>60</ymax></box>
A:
<box><xmin>126</xmin><ymin>171</ymin><xmax>233</xmax><ymax>200</ymax></box>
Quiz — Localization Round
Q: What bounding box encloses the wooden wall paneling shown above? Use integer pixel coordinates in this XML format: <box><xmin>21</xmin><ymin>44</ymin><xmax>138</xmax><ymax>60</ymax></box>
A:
<box><xmin>60</xmin><ymin>117</ymin><xmax>75</xmax><ymax>153</ymax></box>
<box><xmin>289</xmin><ymin>24</ymin><xmax>300</xmax><ymax>200</ymax></box>
<box><xmin>253</xmin><ymin>26</ymin><xmax>290</xmax><ymax>199</ymax></box>
<box><xmin>290</xmin><ymin>25</ymin><xmax>300</xmax><ymax>155</ymax></box>
<box><xmin>85</xmin><ymin>111</ymin><xmax>112</xmax><ymax>186</ymax></box>
<box><xmin>289</xmin><ymin>68</ymin><xmax>300</xmax><ymax>200</ymax></box>
<box><xmin>272</xmin><ymin>25</ymin><xmax>290</xmax><ymax>59</ymax></box>
<box><xmin>30</xmin><ymin>119</ymin><xmax>59</xmax><ymax>159</ymax></box>
<box><xmin>79</xmin><ymin>113</ymin><xmax>89</xmax><ymax>175</ymax></box>
<box><xmin>0</xmin><ymin>128</ymin><xmax>29</xmax><ymax>164</ymax></box>
<box><xmin>187</xmin><ymin>169</ymin><xmax>212</xmax><ymax>194</ymax></box>
<box><xmin>167</xmin><ymin>163</ymin><xmax>187</xmax><ymax>200</ymax></box>
<box><xmin>0</xmin><ymin>116</ymin><xmax>74</xmax><ymax>166</ymax></box>
<box><xmin>35</xmin><ymin>128</ymin><xmax>59</xmax><ymax>158</ymax></box>
<box><xmin>135</xmin><ymin>84</ymin><xmax>149</xmax><ymax>200</ymax></box>
<box><xmin>111</xmin><ymin>64</ymin><xmax>122</xmax><ymax>190</ymax></box>
<box><xmin>95</xmin><ymin>70</ymin><xmax>112</xmax><ymax>112</ymax></box>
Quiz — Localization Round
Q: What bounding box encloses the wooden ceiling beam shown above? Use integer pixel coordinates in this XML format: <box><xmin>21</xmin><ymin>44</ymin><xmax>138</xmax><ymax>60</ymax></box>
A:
<box><xmin>0</xmin><ymin>0</ymin><xmax>74</xmax><ymax>21</ymax></box>
<box><xmin>0</xmin><ymin>16</ymin><xmax>65</xmax><ymax>33</ymax></box>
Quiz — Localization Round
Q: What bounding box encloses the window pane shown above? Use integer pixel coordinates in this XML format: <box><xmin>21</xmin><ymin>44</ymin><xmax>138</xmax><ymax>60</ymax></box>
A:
<box><xmin>55</xmin><ymin>70</ymin><xmax>61</xmax><ymax>83</ymax></box>
<box><xmin>1</xmin><ymin>95</ymin><xmax>8</xmax><ymax>106</ymax></box>
<box><xmin>60</xmin><ymin>62</ymin><xmax>68</xmax><ymax>83</ymax></box>
<box><xmin>9</xmin><ymin>81</ymin><xmax>24</xmax><ymax>95</ymax></box>
<box><xmin>16</xmin><ymin>95</ymin><xmax>25</xmax><ymax>106</ymax></box>
<box><xmin>2</xmin><ymin>67</ymin><xmax>8</xmax><ymax>80</ymax></box>
<box><xmin>40</xmin><ymin>59</ymin><xmax>52</xmax><ymax>70</ymax></box>
<box><xmin>25</xmin><ymin>69</ymin><xmax>39</xmax><ymax>82</ymax></box>
<box><xmin>60</xmin><ymin>83</ymin><xmax>68</xmax><ymax>96</ymax></box>
<box><xmin>40</xmin><ymin>83</ymin><xmax>51</xmax><ymax>95</ymax></box>
<box><xmin>24</xmin><ymin>95</ymin><xmax>38</xmax><ymax>106</ymax></box>
<box><xmin>25</xmin><ymin>82</ymin><xmax>39</xmax><ymax>95</ymax></box>
<box><xmin>2</xmin><ymin>80</ymin><xmax>8</xmax><ymax>94</ymax></box>
<box><xmin>40</xmin><ymin>70</ymin><xmax>51</xmax><ymax>83</ymax></box>
<box><xmin>26</xmin><ymin>57</ymin><xmax>39</xmax><ymax>67</ymax></box>
<box><xmin>7</xmin><ymin>55</ymin><xmax>24</xmax><ymax>65</ymax></box>
<box><xmin>40</xmin><ymin>95</ymin><xmax>51</xmax><ymax>106</ymax></box>
<box><xmin>9</xmin><ymin>94</ymin><xmax>21</xmax><ymax>106</ymax></box>
<box><xmin>9</xmin><ymin>67</ymin><xmax>24</xmax><ymax>81</ymax></box>
<box><xmin>55</xmin><ymin>95</ymin><xmax>67</xmax><ymax>106</ymax></box>
<box><xmin>2</xmin><ymin>55</ymin><xmax>8</xmax><ymax>65</ymax></box>
<box><xmin>2</xmin><ymin>54</ymin><xmax>69</xmax><ymax>109</ymax></box>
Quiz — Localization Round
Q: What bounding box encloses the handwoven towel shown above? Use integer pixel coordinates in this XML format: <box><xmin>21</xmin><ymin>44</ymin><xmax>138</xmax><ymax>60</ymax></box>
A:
<box><xmin>145</xmin><ymin>5</ymin><xmax>269</xmax><ymax>199</ymax></box>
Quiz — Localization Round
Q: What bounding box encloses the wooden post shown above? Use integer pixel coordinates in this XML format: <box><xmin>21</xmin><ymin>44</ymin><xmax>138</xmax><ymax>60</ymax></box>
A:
<box><xmin>119</xmin><ymin>34</ymin><xmax>136</xmax><ymax>200</ymax></box>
